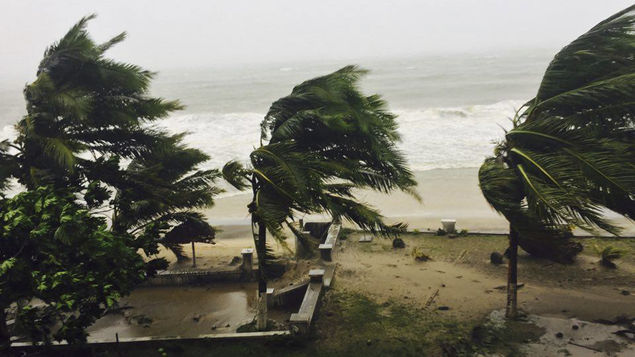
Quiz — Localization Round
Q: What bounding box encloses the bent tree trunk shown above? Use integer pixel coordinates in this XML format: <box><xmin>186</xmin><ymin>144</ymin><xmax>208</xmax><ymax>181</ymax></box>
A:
<box><xmin>191</xmin><ymin>241</ymin><xmax>197</xmax><ymax>267</ymax></box>
<box><xmin>506</xmin><ymin>224</ymin><xmax>519</xmax><ymax>318</ymax></box>
<box><xmin>0</xmin><ymin>307</ymin><xmax>9</xmax><ymax>350</ymax></box>
<box><xmin>255</xmin><ymin>218</ymin><xmax>268</xmax><ymax>330</ymax></box>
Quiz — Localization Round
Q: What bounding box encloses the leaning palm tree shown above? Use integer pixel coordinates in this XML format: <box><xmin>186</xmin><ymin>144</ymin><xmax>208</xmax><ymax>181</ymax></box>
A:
<box><xmin>7</xmin><ymin>15</ymin><xmax>221</xmax><ymax>261</ymax></box>
<box><xmin>479</xmin><ymin>6</ymin><xmax>635</xmax><ymax>318</ymax></box>
<box><xmin>223</xmin><ymin>66</ymin><xmax>417</xmax><ymax>329</ymax></box>
<box><xmin>14</xmin><ymin>14</ymin><xmax>181</xmax><ymax>190</ymax></box>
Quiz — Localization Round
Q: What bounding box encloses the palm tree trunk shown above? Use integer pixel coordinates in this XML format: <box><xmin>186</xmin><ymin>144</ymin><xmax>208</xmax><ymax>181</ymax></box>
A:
<box><xmin>256</xmin><ymin>219</ymin><xmax>268</xmax><ymax>330</ymax></box>
<box><xmin>506</xmin><ymin>223</ymin><xmax>519</xmax><ymax>318</ymax></box>
<box><xmin>191</xmin><ymin>241</ymin><xmax>196</xmax><ymax>267</ymax></box>
<box><xmin>0</xmin><ymin>307</ymin><xmax>9</xmax><ymax>350</ymax></box>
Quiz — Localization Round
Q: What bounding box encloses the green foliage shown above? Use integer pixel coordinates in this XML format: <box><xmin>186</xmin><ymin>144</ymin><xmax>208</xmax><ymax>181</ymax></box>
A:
<box><xmin>0</xmin><ymin>141</ymin><xmax>17</xmax><ymax>191</ymax></box>
<box><xmin>223</xmin><ymin>66</ymin><xmax>418</xmax><ymax>243</ymax></box>
<box><xmin>14</xmin><ymin>14</ymin><xmax>181</xmax><ymax>189</ymax></box>
<box><xmin>412</xmin><ymin>247</ymin><xmax>431</xmax><ymax>261</ymax></box>
<box><xmin>479</xmin><ymin>6</ymin><xmax>635</xmax><ymax>237</ymax></box>
<box><xmin>223</xmin><ymin>66</ymin><xmax>417</xmax><ymax>284</ymax></box>
<box><xmin>599</xmin><ymin>246</ymin><xmax>627</xmax><ymax>261</ymax></box>
<box><xmin>4</xmin><ymin>15</ymin><xmax>221</xmax><ymax>258</ymax></box>
<box><xmin>0</xmin><ymin>187</ymin><xmax>147</xmax><ymax>345</ymax></box>
<box><xmin>111</xmin><ymin>133</ymin><xmax>222</xmax><ymax>257</ymax></box>
<box><xmin>595</xmin><ymin>244</ymin><xmax>627</xmax><ymax>268</ymax></box>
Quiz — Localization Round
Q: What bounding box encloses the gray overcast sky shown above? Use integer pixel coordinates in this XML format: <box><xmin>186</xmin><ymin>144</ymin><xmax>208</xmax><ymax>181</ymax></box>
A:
<box><xmin>1</xmin><ymin>0</ymin><xmax>633</xmax><ymax>80</ymax></box>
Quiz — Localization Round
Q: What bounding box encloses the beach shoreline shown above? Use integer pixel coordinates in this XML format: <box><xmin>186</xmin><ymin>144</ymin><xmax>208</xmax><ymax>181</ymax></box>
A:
<box><xmin>207</xmin><ymin>167</ymin><xmax>635</xmax><ymax>238</ymax></box>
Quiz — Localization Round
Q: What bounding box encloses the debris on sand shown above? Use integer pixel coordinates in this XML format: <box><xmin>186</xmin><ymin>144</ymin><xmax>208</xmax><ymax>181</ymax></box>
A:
<box><xmin>412</xmin><ymin>247</ymin><xmax>431</xmax><ymax>261</ymax></box>
<box><xmin>490</xmin><ymin>252</ymin><xmax>504</xmax><ymax>265</ymax></box>
<box><xmin>392</xmin><ymin>238</ymin><xmax>406</xmax><ymax>249</ymax></box>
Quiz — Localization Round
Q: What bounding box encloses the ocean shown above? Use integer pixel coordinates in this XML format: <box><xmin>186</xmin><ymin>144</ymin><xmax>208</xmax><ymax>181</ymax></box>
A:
<box><xmin>4</xmin><ymin>49</ymin><xmax>634</xmax><ymax>233</ymax></box>
<box><xmin>0</xmin><ymin>49</ymin><xmax>553</xmax><ymax>173</ymax></box>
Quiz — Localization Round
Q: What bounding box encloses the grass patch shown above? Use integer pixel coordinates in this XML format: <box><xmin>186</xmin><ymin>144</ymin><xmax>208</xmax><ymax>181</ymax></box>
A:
<box><xmin>312</xmin><ymin>290</ymin><xmax>481</xmax><ymax>356</ymax></box>
<box><xmin>471</xmin><ymin>316</ymin><xmax>546</xmax><ymax>356</ymax></box>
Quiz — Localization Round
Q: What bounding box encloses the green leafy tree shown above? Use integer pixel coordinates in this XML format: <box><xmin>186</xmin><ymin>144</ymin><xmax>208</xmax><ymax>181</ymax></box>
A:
<box><xmin>223</xmin><ymin>66</ymin><xmax>417</xmax><ymax>329</ymax></box>
<box><xmin>112</xmin><ymin>134</ymin><xmax>222</xmax><ymax>263</ymax></box>
<box><xmin>3</xmin><ymin>15</ymin><xmax>220</xmax><ymax>258</ymax></box>
<box><xmin>479</xmin><ymin>6</ymin><xmax>635</xmax><ymax>318</ymax></box>
<box><xmin>0</xmin><ymin>187</ymin><xmax>147</xmax><ymax>347</ymax></box>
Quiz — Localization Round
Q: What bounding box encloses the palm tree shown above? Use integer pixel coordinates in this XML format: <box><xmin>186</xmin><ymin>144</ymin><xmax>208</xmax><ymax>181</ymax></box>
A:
<box><xmin>14</xmin><ymin>15</ymin><xmax>181</xmax><ymax>189</ymax></box>
<box><xmin>6</xmin><ymin>15</ymin><xmax>222</xmax><ymax>262</ymax></box>
<box><xmin>479</xmin><ymin>6</ymin><xmax>635</xmax><ymax>318</ymax></box>
<box><xmin>223</xmin><ymin>66</ymin><xmax>417</xmax><ymax>329</ymax></box>
<box><xmin>112</xmin><ymin>133</ymin><xmax>222</xmax><ymax>264</ymax></box>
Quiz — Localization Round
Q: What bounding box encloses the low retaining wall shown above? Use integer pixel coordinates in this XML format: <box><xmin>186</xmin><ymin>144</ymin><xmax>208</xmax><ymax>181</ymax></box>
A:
<box><xmin>286</xmin><ymin>221</ymin><xmax>341</xmax><ymax>336</ymax></box>
<box><xmin>272</xmin><ymin>280</ymin><xmax>309</xmax><ymax>307</ymax></box>
<box><xmin>143</xmin><ymin>249</ymin><xmax>256</xmax><ymax>286</ymax></box>
<box><xmin>290</xmin><ymin>269</ymin><xmax>325</xmax><ymax>335</ymax></box>
<box><xmin>10</xmin><ymin>330</ymin><xmax>291</xmax><ymax>352</ymax></box>
<box><xmin>142</xmin><ymin>268</ymin><xmax>256</xmax><ymax>286</ymax></box>
<box><xmin>319</xmin><ymin>224</ymin><xmax>341</xmax><ymax>261</ymax></box>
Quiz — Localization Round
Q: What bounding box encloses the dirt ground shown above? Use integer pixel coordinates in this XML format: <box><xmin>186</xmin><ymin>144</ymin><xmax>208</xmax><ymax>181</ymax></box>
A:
<box><xmin>334</xmin><ymin>232</ymin><xmax>634</xmax><ymax>322</ymax></box>
<box><xmin>25</xmin><ymin>231</ymin><xmax>635</xmax><ymax>356</ymax></box>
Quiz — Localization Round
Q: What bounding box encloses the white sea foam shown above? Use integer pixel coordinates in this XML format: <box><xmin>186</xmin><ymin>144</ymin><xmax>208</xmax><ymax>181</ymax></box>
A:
<box><xmin>156</xmin><ymin>99</ymin><xmax>522</xmax><ymax>173</ymax></box>
<box><xmin>0</xmin><ymin>100</ymin><xmax>522</xmax><ymax>197</ymax></box>
<box><xmin>0</xmin><ymin>125</ymin><xmax>16</xmax><ymax>141</ymax></box>
<box><xmin>394</xmin><ymin>99</ymin><xmax>521</xmax><ymax>171</ymax></box>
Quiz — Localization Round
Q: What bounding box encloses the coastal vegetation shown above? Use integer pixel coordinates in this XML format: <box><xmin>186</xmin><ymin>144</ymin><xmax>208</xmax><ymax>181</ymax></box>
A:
<box><xmin>222</xmin><ymin>66</ymin><xmax>417</xmax><ymax>329</ymax></box>
<box><xmin>0</xmin><ymin>187</ymin><xmax>146</xmax><ymax>346</ymax></box>
<box><xmin>478</xmin><ymin>5</ymin><xmax>635</xmax><ymax>318</ymax></box>
<box><xmin>0</xmin><ymin>15</ymin><xmax>221</xmax><ymax>346</ymax></box>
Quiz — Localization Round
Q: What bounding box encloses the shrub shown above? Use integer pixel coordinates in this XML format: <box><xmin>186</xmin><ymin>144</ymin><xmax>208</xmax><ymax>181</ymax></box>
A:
<box><xmin>595</xmin><ymin>245</ymin><xmax>627</xmax><ymax>268</ymax></box>
<box><xmin>412</xmin><ymin>247</ymin><xmax>431</xmax><ymax>261</ymax></box>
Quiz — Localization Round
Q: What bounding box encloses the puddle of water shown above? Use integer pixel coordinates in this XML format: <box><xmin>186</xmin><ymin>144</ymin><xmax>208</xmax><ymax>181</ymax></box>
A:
<box><xmin>87</xmin><ymin>283</ymin><xmax>257</xmax><ymax>341</ymax></box>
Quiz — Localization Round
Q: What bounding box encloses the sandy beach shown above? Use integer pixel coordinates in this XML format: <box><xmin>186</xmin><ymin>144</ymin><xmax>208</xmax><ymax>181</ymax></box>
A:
<box><xmin>206</xmin><ymin>167</ymin><xmax>635</xmax><ymax>237</ymax></box>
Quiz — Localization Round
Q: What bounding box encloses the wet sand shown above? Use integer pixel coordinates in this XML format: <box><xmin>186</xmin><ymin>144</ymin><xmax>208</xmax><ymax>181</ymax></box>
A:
<box><xmin>334</xmin><ymin>234</ymin><xmax>635</xmax><ymax>322</ymax></box>
<box><xmin>205</xmin><ymin>168</ymin><xmax>635</xmax><ymax>236</ymax></box>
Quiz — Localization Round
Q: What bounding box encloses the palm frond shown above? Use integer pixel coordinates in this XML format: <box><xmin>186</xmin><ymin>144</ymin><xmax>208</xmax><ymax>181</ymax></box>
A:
<box><xmin>480</xmin><ymin>5</ymin><xmax>635</xmax><ymax>236</ymax></box>
<box><xmin>222</xmin><ymin>160</ymin><xmax>252</xmax><ymax>191</ymax></box>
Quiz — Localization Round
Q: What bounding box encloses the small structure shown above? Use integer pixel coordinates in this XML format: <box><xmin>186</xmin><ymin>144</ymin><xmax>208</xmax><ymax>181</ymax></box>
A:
<box><xmin>318</xmin><ymin>224</ymin><xmax>341</xmax><ymax>261</ymax></box>
<box><xmin>295</xmin><ymin>230</ymin><xmax>314</xmax><ymax>259</ymax></box>
<box><xmin>241</xmin><ymin>248</ymin><xmax>254</xmax><ymax>273</ymax></box>
<box><xmin>441</xmin><ymin>219</ymin><xmax>456</xmax><ymax>233</ymax></box>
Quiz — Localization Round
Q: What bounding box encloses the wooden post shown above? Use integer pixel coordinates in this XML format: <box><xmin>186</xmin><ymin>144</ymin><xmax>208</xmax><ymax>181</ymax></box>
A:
<box><xmin>506</xmin><ymin>224</ymin><xmax>519</xmax><ymax>318</ymax></box>
<box><xmin>241</xmin><ymin>248</ymin><xmax>254</xmax><ymax>273</ymax></box>
<box><xmin>191</xmin><ymin>241</ymin><xmax>197</xmax><ymax>268</ymax></box>
<box><xmin>115</xmin><ymin>332</ymin><xmax>122</xmax><ymax>357</ymax></box>
<box><xmin>256</xmin><ymin>220</ymin><xmax>268</xmax><ymax>330</ymax></box>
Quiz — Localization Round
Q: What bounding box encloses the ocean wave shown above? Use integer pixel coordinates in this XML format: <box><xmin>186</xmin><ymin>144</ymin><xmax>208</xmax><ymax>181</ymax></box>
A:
<box><xmin>156</xmin><ymin>99</ymin><xmax>521</xmax><ymax>172</ymax></box>
<box><xmin>1</xmin><ymin>125</ymin><xmax>16</xmax><ymax>141</ymax></box>
<box><xmin>1</xmin><ymin>100</ymin><xmax>522</xmax><ymax>174</ymax></box>
<box><xmin>393</xmin><ymin>99</ymin><xmax>521</xmax><ymax>170</ymax></box>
